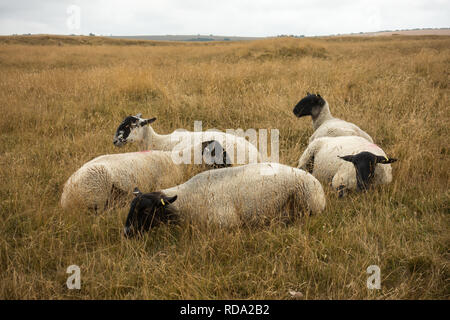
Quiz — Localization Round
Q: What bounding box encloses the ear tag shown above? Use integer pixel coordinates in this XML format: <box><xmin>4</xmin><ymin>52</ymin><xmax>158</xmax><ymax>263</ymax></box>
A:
<box><xmin>384</xmin><ymin>155</ymin><xmax>389</xmax><ymax>161</ymax></box>
<box><xmin>160</xmin><ymin>199</ymin><xmax>165</xmax><ymax>206</ymax></box>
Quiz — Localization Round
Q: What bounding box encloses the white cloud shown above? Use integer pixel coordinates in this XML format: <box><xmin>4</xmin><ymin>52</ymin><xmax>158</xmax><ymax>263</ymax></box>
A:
<box><xmin>0</xmin><ymin>0</ymin><xmax>448</xmax><ymax>36</ymax></box>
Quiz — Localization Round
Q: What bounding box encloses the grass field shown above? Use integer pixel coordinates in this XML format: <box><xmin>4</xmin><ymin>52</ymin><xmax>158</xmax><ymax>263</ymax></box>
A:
<box><xmin>0</xmin><ymin>35</ymin><xmax>448</xmax><ymax>299</ymax></box>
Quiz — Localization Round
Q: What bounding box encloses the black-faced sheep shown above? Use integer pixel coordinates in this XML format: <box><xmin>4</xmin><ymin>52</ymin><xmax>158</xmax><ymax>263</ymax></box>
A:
<box><xmin>123</xmin><ymin>163</ymin><xmax>326</xmax><ymax>237</ymax></box>
<box><xmin>61</xmin><ymin>140</ymin><xmax>230</xmax><ymax>211</ymax></box>
<box><xmin>112</xmin><ymin>114</ymin><xmax>261</xmax><ymax>164</ymax></box>
<box><xmin>292</xmin><ymin>93</ymin><xmax>374</xmax><ymax>143</ymax></box>
<box><xmin>297</xmin><ymin>136</ymin><xmax>397</xmax><ymax>196</ymax></box>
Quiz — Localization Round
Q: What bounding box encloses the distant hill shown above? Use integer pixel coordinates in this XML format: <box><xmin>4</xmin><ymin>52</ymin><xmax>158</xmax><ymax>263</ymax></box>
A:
<box><xmin>109</xmin><ymin>29</ymin><xmax>450</xmax><ymax>41</ymax></box>
<box><xmin>331</xmin><ymin>28</ymin><xmax>450</xmax><ymax>37</ymax></box>
<box><xmin>0</xmin><ymin>34</ymin><xmax>263</xmax><ymax>46</ymax></box>
<box><xmin>1</xmin><ymin>29</ymin><xmax>448</xmax><ymax>47</ymax></box>
<box><xmin>0</xmin><ymin>34</ymin><xmax>225</xmax><ymax>46</ymax></box>
<box><xmin>109</xmin><ymin>35</ymin><xmax>262</xmax><ymax>41</ymax></box>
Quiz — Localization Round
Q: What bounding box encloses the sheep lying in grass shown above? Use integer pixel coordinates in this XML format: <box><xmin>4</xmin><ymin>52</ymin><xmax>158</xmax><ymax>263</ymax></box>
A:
<box><xmin>297</xmin><ymin>136</ymin><xmax>397</xmax><ymax>195</ymax></box>
<box><xmin>292</xmin><ymin>93</ymin><xmax>374</xmax><ymax>143</ymax></box>
<box><xmin>123</xmin><ymin>163</ymin><xmax>326</xmax><ymax>237</ymax></box>
<box><xmin>61</xmin><ymin>140</ymin><xmax>230</xmax><ymax>211</ymax></box>
<box><xmin>112</xmin><ymin>113</ymin><xmax>261</xmax><ymax>164</ymax></box>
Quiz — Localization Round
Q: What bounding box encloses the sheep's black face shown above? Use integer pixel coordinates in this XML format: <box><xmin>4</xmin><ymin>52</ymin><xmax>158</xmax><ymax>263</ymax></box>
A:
<box><xmin>293</xmin><ymin>93</ymin><xmax>326</xmax><ymax>118</ymax></box>
<box><xmin>113</xmin><ymin>114</ymin><xmax>156</xmax><ymax>147</ymax></box>
<box><xmin>113</xmin><ymin>116</ymin><xmax>139</xmax><ymax>146</ymax></box>
<box><xmin>339</xmin><ymin>152</ymin><xmax>397</xmax><ymax>191</ymax></box>
<box><xmin>201</xmin><ymin>140</ymin><xmax>232</xmax><ymax>168</ymax></box>
<box><xmin>124</xmin><ymin>191</ymin><xmax>178</xmax><ymax>238</ymax></box>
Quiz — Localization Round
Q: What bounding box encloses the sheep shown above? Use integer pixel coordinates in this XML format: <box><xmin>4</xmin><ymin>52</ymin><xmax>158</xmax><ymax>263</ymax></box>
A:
<box><xmin>292</xmin><ymin>93</ymin><xmax>374</xmax><ymax>143</ymax></box>
<box><xmin>60</xmin><ymin>140</ymin><xmax>230</xmax><ymax>211</ymax></box>
<box><xmin>297</xmin><ymin>136</ymin><xmax>397</xmax><ymax>195</ymax></box>
<box><xmin>123</xmin><ymin>162</ymin><xmax>326</xmax><ymax>237</ymax></box>
<box><xmin>112</xmin><ymin>113</ymin><xmax>261</xmax><ymax>164</ymax></box>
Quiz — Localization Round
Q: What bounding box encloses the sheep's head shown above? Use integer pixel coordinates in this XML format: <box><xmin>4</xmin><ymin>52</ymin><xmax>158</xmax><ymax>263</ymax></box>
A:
<box><xmin>293</xmin><ymin>93</ymin><xmax>326</xmax><ymax>118</ymax></box>
<box><xmin>123</xmin><ymin>188</ymin><xmax>178</xmax><ymax>238</ymax></box>
<box><xmin>339</xmin><ymin>152</ymin><xmax>397</xmax><ymax>191</ymax></box>
<box><xmin>113</xmin><ymin>113</ymin><xmax>156</xmax><ymax>147</ymax></box>
<box><xmin>201</xmin><ymin>140</ymin><xmax>232</xmax><ymax>168</ymax></box>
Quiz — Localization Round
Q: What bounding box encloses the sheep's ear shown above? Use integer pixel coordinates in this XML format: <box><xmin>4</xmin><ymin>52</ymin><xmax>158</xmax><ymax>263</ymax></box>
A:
<box><xmin>339</xmin><ymin>155</ymin><xmax>355</xmax><ymax>163</ymax></box>
<box><xmin>376</xmin><ymin>155</ymin><xmax>397</xmax><ymax>164</ymax></box>
<box><xmin>165</xmin><ymin>195</ymin><xmax>177</xmax><ymax>204</ymax></box>
<box><xmin>133</xmin><ymin>187</ymin><xmax>142</xmax><ymax>196</ymax></box>
<box><xmin>140</xmin><ymin>117</ymin><xmax>156</xmax><ymax>126</ymax></box>
<box><xmin>135</xmin><ymin>113</ymin><xmax>142</xmax><ymax>118</ymax></box>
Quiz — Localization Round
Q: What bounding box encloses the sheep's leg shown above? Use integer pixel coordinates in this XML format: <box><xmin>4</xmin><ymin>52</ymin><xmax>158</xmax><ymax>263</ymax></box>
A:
<box><xmin>298</xmin><ymin>138</ymin><xmax>324</xmax><ymax>172</ymax></box>
<box><xmin>298</xmin><ymin>148</ymin><xmax>315</xmax><ymax>172</ymax></box>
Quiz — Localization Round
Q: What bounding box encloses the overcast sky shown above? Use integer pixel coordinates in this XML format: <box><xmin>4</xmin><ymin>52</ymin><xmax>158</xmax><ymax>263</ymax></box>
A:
<box><xmin>0</xmin><ymin>0</ymin><xmax>449</xmax><ymax>37</ymax></box>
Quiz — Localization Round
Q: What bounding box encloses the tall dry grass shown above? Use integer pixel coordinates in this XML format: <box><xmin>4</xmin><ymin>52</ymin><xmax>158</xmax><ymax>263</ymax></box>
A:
<box><xmin>0</xmin><ymin>35</ymin><xmax>448</xmax><ymax>299</ymax></box>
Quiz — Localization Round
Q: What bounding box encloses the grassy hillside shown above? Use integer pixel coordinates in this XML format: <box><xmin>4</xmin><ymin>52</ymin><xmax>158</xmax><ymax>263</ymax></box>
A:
<box><xmin>0</xmin><ymin>34</ymin><xmax>226</xmax><ymax>46</ymax></box>
<box><xmin>0</xmin><ymin>35</ymin><xmax>448</xmax><ymax>299</ymax></box>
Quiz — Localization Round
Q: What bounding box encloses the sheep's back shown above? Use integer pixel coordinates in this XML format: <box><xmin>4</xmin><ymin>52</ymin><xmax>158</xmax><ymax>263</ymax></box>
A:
<box><xmin>169</xmin><ymin>131</ymin><xmax>260</xmax><ymax>164</ymax></box>
<box><xmin>166</xmin><ymin>163</ymin><xmax>325</xmax><ymax>226</ymax></box>
<box><xmin>61</xmin><ymin>151</ymin><xmax>185</xmax><ymax>210</ymax></box>
<box><xmin>94</xmin><ymin>151</ymin><xmax>184</xmax><ymax>192</ymax></box>
<box><xmin>310</xmin><ymin>119</ymin><xmax>373</xmax><ymax>143</ymax></box>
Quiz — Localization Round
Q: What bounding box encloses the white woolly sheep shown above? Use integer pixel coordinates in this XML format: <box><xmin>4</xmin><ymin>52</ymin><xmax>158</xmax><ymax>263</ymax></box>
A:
<box><xmin>61</xmin><ymin>140</ymin><xmax>230</xmax><ymax>211</ymax></box>
<box><xmin>112</xmin><ymin>113</ymin><xmax>261</xmax><ymax>164</ymax></box>
<box><xmin>123</xmin><ymin>162</ymin><xmax>326</xmax><ymax>237</ymax></box>
<box><xmin>292</xmin><ymin>93</ymin><xmax>374</xmax><ymax>143</ymax></box>
<box><xmin>297</xmin><ymin>136</ymin><xmax>397</xmax><ymax>195</ymax></box>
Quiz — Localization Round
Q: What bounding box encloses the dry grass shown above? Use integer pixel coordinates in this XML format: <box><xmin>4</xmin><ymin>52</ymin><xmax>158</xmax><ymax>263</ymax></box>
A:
<box><xmin>0</xmin><ymin>35</ymin><xmax>448</xmax><ymax>299</ymax></box>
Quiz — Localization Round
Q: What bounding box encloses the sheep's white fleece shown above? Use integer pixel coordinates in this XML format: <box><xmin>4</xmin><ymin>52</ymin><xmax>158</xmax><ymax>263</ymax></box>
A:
<box><xmin>139</xmin><ymin>125</ymin><xmax>261</xmax><ymax>164</ymax></box>
<box><xmin>308</xmin><ymin>102</ymin><xmax>374</xmax><ymax>143</ymax></box>
<box><xmin>60</xmin><ymin>151</ymin><xmax>187</xmax><ymax>211</ymax></box>
<box><xmin>162</xmin><ymin>163</ymin><xmax>326</xmax><ymax>227</ymax></box>
<box><xmin>298</xmin><ymin>136</ymin><xmax>393</xmax><ymax>190</ymax></box>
